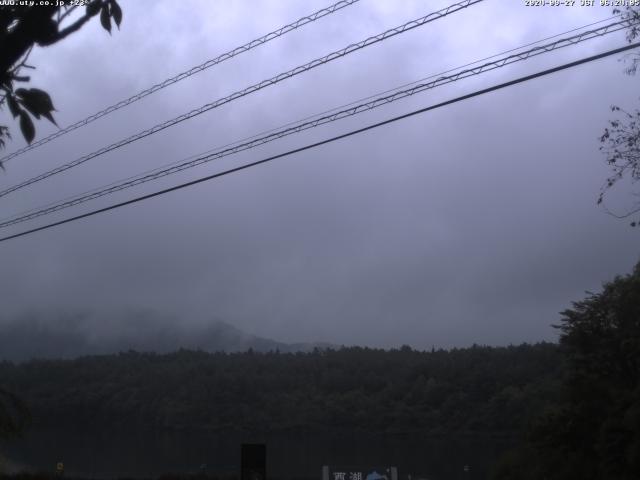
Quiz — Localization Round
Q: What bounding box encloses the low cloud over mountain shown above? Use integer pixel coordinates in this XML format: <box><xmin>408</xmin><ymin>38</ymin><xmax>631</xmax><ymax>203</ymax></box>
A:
<box><xmin>0</xmin><ymin>310</ymin><xmax>332</xmax><ymax>362</ymax></box>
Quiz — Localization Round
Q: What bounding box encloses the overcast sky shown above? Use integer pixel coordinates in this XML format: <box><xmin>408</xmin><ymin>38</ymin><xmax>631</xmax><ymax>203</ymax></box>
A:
<box><xmin>0</xmin><ymin>0</ymin><xmax>638</xmax><ymax>350</ymax></box>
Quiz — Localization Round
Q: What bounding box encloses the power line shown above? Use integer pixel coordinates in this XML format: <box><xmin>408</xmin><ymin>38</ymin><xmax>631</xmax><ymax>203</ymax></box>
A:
<box><xmin>0</xmin><ymin>0</ymin><xmax>362</xmax><ymax>165</ymax></box>
<box><xmin>0</xmin><ymin>0</ymin><xmax>484</xmax><ymax>199</ymax></box>
<box><xmin>0</xmin><ymin>17</ymin><xmax>630</xmax><ymax>226</ymax></box>
<box><xmin>2</xmin><ymin>41</ymin><xmax>638</xmax><ymax>244</ymax></box>
<box><xmin>0</xmin><ymin>17</ymin><xmax>632</xmax><ymax>229</ymax></box>
<box><xmin>298</xmin><ymin>13</ymin><xmax>626</xmax><ymax>121</ymax></box>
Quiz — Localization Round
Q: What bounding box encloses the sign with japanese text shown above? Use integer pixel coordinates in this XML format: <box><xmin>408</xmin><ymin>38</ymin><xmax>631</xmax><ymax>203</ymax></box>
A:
<box><xmin>322</xmin><ymin>466</ymin><xmax>398</xmax><ymax>480</ymax></box>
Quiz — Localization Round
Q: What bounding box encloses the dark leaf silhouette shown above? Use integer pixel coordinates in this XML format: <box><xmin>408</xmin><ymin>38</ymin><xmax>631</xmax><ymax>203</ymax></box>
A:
<box><xmin>6</xmin><ymin>95</ymin><xmax>21</xmax><ymax>118</ymax></box>
<box><xmin>100</xmin><ymin>4</ymin><xmax>112</xmax><ymax>33</ymax></box>
<box><xmin>86</xmin><ymin>0</ymin><xmax>102</xmax><ymax>17</ymax></box>
<box><xmin>17</xmin><ymin>100</ymin><xmax>40</xmax><ymax>119</ymax></box>
<box><xmin>18</xmin><ymin>111</ymin><xmax>35</xmax><ymax>144</ymax></box>
<box><xmin>110</xmin><ymin>0</ymin><xmax>123</xmax><ymax>28</ymax></box>
<box><xmin>41</xmin><ymin>110</ymin><xmax>57</xmax><ymax>126</ymax></box>
<box><xmin>0</xmin><ymin>126</ymin><xmax>10</xmax><ymax>159</ymax></box>
<box><xmin>16</xmin><ymin>88</ymin><xmax>57</xmax><ymax>125</ymax></box>
<box><xmin>24</xmin><ymin>88</ymin><xmax>54</xmax><ymax>112</ymax></box>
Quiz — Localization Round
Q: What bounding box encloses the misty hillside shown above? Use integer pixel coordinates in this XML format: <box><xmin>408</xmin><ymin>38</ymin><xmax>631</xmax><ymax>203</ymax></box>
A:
<box><xmin>0</xmin><ymin>312</ymin><xmax>331</xmax><ymax>362</ymax></box>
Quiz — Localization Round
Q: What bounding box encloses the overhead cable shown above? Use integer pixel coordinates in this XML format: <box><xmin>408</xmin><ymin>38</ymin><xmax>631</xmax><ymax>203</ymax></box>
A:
<box><xmin>0</xmin><ymin>0</ymin><xmax>484</xmax><ymax>199</ymax></box>
<box><xmin>2</xmin><ymin>41</ymin><xmax>638</xmax><ymax>244</ymax></box>
<box><xmin>0</xmin><ymin>0</ymin><xmax>362</xmax><ymax>165</ymax></box>
<box><xmin>0</xmin><ymin>17</ymin><xmax>632</xmax><ymax>228</ymax></box>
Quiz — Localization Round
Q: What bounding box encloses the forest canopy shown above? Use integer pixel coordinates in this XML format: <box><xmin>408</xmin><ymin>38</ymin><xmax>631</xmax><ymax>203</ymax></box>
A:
<box><xmin>0</xmin><ymin>343</ymin><xmax>562</xmax><ymax>436</ymax></box>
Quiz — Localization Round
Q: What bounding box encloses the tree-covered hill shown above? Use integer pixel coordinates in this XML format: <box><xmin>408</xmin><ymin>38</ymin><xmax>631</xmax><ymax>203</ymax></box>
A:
<box><xmin>0</xmin><ymin>343</ymin><xmax>562</xmax><ymax>435</ymax></box>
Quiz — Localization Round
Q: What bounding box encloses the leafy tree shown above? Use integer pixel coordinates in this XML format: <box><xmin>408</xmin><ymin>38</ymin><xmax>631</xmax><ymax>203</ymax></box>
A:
<box><xmin>551</xmin><ymin>261</ymin><xmax>640</xmax><ymax>479</ymax></box>
<box><xmin>599</xmin><ymin>6</ymin><xmax>640</xmax><ymax>226</ymax></box>
<box><xmin>0</xmin><ymin>0</ymin><xmax>122</xmax><ymax>161</ymax></box>
<box><xmin>495</xmin><ymin>261</ymin><xmax>640</xmax><ymax>480</ymax></box>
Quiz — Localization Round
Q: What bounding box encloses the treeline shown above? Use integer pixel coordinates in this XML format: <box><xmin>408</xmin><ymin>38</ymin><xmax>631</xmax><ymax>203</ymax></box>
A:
<box><xmin>0</xmin><ymin>343</ymin><xmax>562</xmax><ymax>435</ymax></box>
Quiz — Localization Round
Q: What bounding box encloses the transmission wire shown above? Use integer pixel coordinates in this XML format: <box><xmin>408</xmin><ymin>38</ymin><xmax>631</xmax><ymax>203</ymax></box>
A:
<box><xmin>0</xmin><ymin>17</ymin><xmax>631</xmax><ymax>228</ymax></box>
<box><xmin>2</xmin><ymin>41</ymin><xmax>638</xmax><ymax>244</ymax></box>
<box><xmin>0</xmin><ymin>0</ymin><xmax>362</xmax><ymax>165</ymax></box>
<box><xmin>0</xmin><ymin>0</ymin><xmax>484</xmax><ymax>199</ymax></box>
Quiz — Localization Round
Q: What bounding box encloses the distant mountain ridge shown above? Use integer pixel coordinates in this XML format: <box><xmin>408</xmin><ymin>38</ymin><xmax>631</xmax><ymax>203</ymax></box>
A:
<box><xmin>0</xmin><ymin>311</ymin><xmax>333</xmax><ymax>362</ymax></box>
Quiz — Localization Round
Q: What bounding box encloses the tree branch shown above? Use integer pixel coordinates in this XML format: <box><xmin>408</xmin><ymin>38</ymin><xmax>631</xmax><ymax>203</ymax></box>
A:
<box><xmin>37</xmin><ymin>11</ymin><xmax>92</xmax><ymax>46</ymax></box>
<box><xmin>57</xmin><ymin>5</ymin><xmax>79</xmax><ymax>25</ymax></box>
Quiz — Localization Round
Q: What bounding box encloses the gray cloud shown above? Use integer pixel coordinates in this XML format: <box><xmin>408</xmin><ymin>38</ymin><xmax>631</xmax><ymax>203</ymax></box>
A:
<box><xmin>0</xmin><ymin>0</ymin><xmax>638</xmax><ymax>355</ymax></box>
